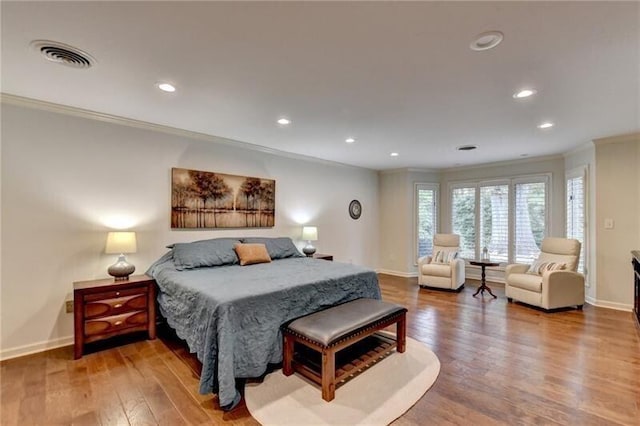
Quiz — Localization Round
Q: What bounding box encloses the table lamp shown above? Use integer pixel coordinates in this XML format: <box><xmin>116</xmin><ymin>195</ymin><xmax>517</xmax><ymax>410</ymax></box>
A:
<box><xmin>302</xmin><ymin>226</ymin><xmax>318</xmax><ymax>257</ymax></box>
<box><xmin>105</xmin><ymin>231</ymin><xmax>137</xmax><ymax>280</ymax></box>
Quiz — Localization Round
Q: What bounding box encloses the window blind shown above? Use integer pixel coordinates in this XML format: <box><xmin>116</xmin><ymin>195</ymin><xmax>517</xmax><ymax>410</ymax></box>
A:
<box><xmin>480</xmin><ymin>185</ymin><xmax>509</xmax><ymax>263</ymax></box>
<box><xmin>566</xmin><ymin>175</ymin><xmax>585</xmax><ymax>273</ymax></box>
<box><xmin>514</xmin><ymin>181</ymin><xmax>546</xmax><ymax>264</ymax></box>
<box><xmin>416</xmin><ymin>186</ymin><xmax>437</xmax><ymax>258</ymax></box>
<box><xmin>452</xmin><ymin>186</ymin><xmax>476</xmax><ymax>259</ymax></box>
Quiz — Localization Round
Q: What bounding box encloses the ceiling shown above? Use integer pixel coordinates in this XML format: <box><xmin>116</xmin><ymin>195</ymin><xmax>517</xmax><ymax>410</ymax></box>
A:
<box><xmin>2</xmin><ymin>1</ymin><xmax>638</xmax><ymax>170</ymax></box>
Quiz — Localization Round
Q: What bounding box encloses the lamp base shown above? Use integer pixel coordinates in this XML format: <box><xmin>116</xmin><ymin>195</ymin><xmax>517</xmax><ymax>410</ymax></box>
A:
<box><xmin>302</xmin><ymin>244</ymin><xmax>316</xmax><ymax>257</ymax></box>
<box><xmin>108</xmin><ymin>254</ymin><xmax>135</xmax><ymax>280</ymax></box>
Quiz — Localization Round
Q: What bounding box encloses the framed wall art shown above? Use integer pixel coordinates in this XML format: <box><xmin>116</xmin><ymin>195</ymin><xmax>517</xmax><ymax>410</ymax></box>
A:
<box><xmin>171</xmin><ymin>168</ymin><xmax>275</xmax><ymax>228</ymax></box>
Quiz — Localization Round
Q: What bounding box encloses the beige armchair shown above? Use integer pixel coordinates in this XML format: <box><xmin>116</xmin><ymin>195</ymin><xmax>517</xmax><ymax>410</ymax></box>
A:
<box><xmin>505</xmin><ymin>237</ymin><xmax>584</xmax><ymax>310</ymax></box>
<box><xmin>418</xmin><ymin>234</ymin><xmax>465</xmax><ymax>291</ymax></box>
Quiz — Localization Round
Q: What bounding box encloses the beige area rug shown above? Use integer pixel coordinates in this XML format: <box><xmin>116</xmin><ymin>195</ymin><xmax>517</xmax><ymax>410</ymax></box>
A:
<box><xmin>245</xmin><ymin>336</ymin><xmax>440</xmax><ymax>426</ymax></box>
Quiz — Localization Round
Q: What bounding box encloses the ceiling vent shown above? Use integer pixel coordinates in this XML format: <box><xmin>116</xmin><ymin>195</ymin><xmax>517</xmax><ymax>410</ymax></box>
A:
<box><xmin>457</xmin><ymin>145</ymin><xmax>478</xmax><ymax>151</ymax></box>
<box><xmin>31</xmin><ymin>40</ymin><xmax>95</xmax><ymax>69</ymax></box>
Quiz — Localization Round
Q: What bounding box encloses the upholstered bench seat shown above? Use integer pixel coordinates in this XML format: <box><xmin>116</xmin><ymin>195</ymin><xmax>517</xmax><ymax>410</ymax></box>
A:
<box><xmin>283</xmin><ymin>298</ymin><xmax>407</xmax><ymax>401</ymax></box>
<box><xmin>287</xmin><ymin>298</ymin><xmax>406</xmax><ymax>346</ymax></box>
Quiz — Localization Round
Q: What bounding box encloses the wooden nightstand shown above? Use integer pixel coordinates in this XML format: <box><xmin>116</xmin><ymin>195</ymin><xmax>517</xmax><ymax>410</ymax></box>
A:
<box><xmin>73</xmin><ymin>275</ymin><xmax>156</xmax><ymax>359</ymax></box>
<box><xmin>312</xmin><ymin>253</ymin><xmax>333</xmax><ymax>261</ymax></box>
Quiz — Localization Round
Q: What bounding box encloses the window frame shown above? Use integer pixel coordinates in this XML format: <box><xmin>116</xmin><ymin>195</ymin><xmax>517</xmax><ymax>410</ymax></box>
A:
<box><xmin>479</xmin><ymin>180</ymin><xmax>511</xmax><ymax>264</ymax></box>
<box><xmin>448</xmin><ymin>173</ymin><xmax>552</xmax><ymax>264</ymax></box>
<box><xmin>565</xmin><ymin>165</ymin><xmax>588</xmax><ymax>285</ymax></box>
<box><xmin>414</xmin><ymin>182</ymin><xmax>439</xmax><ymax>264</ymax></box>
<box><xmin>449</xmin><ymin>181</ymin><xmax>480</xmax><ymax>260</ymax></box>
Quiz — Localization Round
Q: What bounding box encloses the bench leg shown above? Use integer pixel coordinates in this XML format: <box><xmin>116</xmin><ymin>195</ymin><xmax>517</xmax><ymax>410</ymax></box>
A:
<box><xmin>321</xmin><ymin>348</ymin><xmax>336</xmax><ymax>402</ymax></box>
<box><xmin>283</xmin><ymin>333</ymin><xmax>294</xmax><ymax>376</ymax></box>
<box><xmin>397</xmin><ymin>313</ymin><xmax>407</xmax><ymax>353</ymax></box>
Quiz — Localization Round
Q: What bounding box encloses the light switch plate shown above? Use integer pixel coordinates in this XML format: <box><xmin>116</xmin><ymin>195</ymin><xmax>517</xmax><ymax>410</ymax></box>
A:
<box><xmin>604</xmin><ymin>218</ymin><xmax>614</xmax><ymax>229</ymax></box>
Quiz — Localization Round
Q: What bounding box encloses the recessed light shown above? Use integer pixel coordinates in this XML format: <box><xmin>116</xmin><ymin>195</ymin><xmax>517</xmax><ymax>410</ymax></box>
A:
<box><xmin>537</xmin><ymin>122</ymin><xmax>554</xmax><ymax>129</ymax></box>
<box><xmin>390</xmin><ymin>152</ymin><xmax>399</xmax><ymax>157</ymax></box>
<box><xmin>513</xmin><ymin>89</ymin><xmax>537</xmax><ymax>99</ymax></box>
<box><xmin>157</xmin><ymin>82</ymin><xmax>176</xmax><ymax>93</ymax></box>
<box><xmin>345</xmin><ymin>138</ymin><xmax>356</xmax><ymax>144</ymax></box>
<box><xmin>457</xmin><ymin>145</ymin><xmax>477</xmax><ymax>151</ymax></box>
<box><xmin>277</xmin><ymin>118</ymin><xmax>291</xmax><ymax>125</ymax></box>
<box><xmin>470</xmin><ymin>31</ymin><xmax>504</xmax><ymax>51</ymax></box>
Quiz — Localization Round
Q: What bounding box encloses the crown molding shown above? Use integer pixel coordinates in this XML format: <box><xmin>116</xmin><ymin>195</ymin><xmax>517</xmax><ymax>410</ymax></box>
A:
<box><xmin>0</xmin><ymin>93</ymin><xmax>372</xmax><ymax>172</ymax></box>
<box><xmin>378</xmin><ymin>167</ymin><xmax>440</xmax><ymax>176</ymax></box>
<box><xmin>563</xmin><ymin>141</ymin><xmax>595</xmax><ymax>158</ymax></box>
<box><xmin>440</xmin><ymin>153</ymin><xmax>564</xmax><ymax>173</ymax></box>
<box><xmin>592</xmin><ymin>132</ymin><xmax>640</xmax><ymax>146</ymax></box>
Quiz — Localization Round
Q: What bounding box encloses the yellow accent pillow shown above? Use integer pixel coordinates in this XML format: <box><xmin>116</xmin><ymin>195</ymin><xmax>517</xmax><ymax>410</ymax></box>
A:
<box><xmin>234</xmin><ymin>243</ymin><xmax>272</xmax><ymax>266</ymax></box>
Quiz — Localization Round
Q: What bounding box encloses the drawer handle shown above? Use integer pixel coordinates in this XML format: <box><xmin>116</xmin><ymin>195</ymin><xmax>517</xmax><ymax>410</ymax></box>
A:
<box><xmin>114</xmin><ymin>321</ymin><xmax>123</xmax><ymax>326</ymax></box>
<box><xmin>116</xmin><ymin>292</ymin><xmax>121</xmax><ymax>296</ymax></box>
<box><xmin>114</xmin><ymin>303</ymin><xmax>123</xmax><ymax>308</ymax></box>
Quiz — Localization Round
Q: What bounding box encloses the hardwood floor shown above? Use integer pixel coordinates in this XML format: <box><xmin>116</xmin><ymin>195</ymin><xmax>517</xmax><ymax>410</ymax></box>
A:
<box><xmin>2</xmin><ymin>275</ymin><xmax>639</xmax><ymax>425</ymax></box>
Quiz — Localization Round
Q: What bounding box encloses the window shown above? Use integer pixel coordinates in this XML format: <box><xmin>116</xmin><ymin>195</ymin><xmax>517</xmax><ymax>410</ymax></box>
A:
<box><xmin>451</xmin><ymin>186</ymin><xmax>476</xmax><ymax>259</ymax></box>
<box><xmin>514</xmin><ymin>181</ymin><xmax>547</xmax><ymax>264</ymax></box>
<box><xmin>449</xmin><ymin>175</ymin><xmax>550</xmax><ymax>264</ymax></box>
<box><xmin>415</xmin><ymin>183</ymin><xmax>438</xmax><ymax>259</ymax></box>
<box><xmin>480</xmin><ymin>184</ymin><xmax>509</xmax><ymax>263</ymax></box>
<box><xmin>566</xmin><ymin>168</ymin><xmax>586</xmax><ymax>274</ymax></box>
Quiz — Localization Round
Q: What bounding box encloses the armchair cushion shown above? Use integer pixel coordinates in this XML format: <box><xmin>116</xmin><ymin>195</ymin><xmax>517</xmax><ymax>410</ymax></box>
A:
<box><xmin>421</xmin><ymin>263</ymin><xmax>452</xmax><ymax>278</ymax></box>
<box><xmin>507</xmin><ymin>273</ymin><xmax>543</xmax><ymax>292</ymax></box>
<box><xmin>526</xmin><ymin>260</ymin><xmax>567</xmax><ymax>275</ymax></box>
<box><xmin>432</xmin><ymin>250</ymin><xmax>458</xmax><ymax>264</ymax></box>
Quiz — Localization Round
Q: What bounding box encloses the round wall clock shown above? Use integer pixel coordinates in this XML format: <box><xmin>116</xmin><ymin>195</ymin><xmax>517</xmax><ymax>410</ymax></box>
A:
<box><xmin>349</xmin><ymin>199</ymin><xmax>362</xmax><ymax>220</ymax></box>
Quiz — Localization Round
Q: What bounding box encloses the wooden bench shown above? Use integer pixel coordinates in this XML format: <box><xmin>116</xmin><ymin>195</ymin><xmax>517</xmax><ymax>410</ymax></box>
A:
<box><xmin>282</xmin><ymin>298</ymin><xmax>407</xmax><ymax>401</ymax></box>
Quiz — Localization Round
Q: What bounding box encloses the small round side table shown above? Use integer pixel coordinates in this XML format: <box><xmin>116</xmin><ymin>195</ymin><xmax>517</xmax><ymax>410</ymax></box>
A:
<box><xmin>469</xmin><ymin>260</ymin><xmax>500</xmax><ymax>298</ymax></box>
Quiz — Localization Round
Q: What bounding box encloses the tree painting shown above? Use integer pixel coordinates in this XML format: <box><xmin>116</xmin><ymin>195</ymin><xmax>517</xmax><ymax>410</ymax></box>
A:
<box><xmin>171</xmin><ymin>168</ymin><xmax>275</xmax><ymax>228</ymax></box>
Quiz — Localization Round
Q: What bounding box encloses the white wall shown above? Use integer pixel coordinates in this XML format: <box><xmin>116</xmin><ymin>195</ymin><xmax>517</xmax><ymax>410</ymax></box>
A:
<box><xmin>594</xmin><ymin>134</ymin><xmax>639</xmax><ymax>310</ymax></box>
<box><xmin>378</xmin><ymin>169</ymin><xmax>439</xmax><ymax>275</ymax></box>
<box><xmin>0</xmin><ymin>101</ymin><xmax>379</xmax><ymax>359</ymax></box>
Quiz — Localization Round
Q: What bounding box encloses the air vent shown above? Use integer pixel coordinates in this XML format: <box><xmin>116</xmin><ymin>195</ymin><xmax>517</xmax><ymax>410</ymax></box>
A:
<box><xmin>31</xmin><ymin>40</ymin><xmax>95</xmax><ymax>69</ymax></box>
<box><xmin>457</xmin><ymin>145</ymin><xmax>478</xmax><ymax>151</ymax></box>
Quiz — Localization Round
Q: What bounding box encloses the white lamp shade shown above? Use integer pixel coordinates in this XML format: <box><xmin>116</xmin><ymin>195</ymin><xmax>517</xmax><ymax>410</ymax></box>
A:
<box><xmin>105</xmin><ymin>231</ymin><xmax>137</xmax><ymax>254</ymax></box>
<box><xmin>302</xmin><ymin>226</ymin><xmax>318</xmax><ymax>241</ymax></box>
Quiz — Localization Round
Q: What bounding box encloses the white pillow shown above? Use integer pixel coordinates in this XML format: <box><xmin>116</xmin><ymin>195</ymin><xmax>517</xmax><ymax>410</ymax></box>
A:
<box><xmin>526</xmin><ymin>260</ymin><xmax>567</xmax><ymax>275</ymax></box>
<box><xmin>432</xmin><ymin>250</ymin><xmax>458</xmax><ymax>264</ymax></box>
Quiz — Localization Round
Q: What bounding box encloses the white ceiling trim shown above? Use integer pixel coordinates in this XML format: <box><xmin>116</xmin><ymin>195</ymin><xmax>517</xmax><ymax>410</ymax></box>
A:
<box><xmin>440</xmin><ymin>153</ymin><xmax>564</xmax><ymax>173</ymax></box>
<box><xmin>0</xmin><ymin>93</ymin><xmax>369</xmax><ymax>171</ymax></box>
<box><xmin>592</xmin><ymin>132</ymin><xmax>640</xmax><ymax>146</ymax></box>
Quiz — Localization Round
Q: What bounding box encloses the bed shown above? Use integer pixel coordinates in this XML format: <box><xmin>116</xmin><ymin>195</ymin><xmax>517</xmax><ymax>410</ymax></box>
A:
<box><xmin>146</xmin><ymin>237</ymin><xmax>381</xmax><ymax>409</ymax></box>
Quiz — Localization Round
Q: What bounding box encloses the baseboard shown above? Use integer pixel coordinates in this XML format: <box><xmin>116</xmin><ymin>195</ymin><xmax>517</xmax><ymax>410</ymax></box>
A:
<box><xmin>585</xmin><ymin>296</ymin><xmax>633</xmax><ymax>312</ymax></box>
<box><xmin>376</xmin><ymin>269</ymin><xmax>418</xmax><ymax>278</ymax></box>
<box><xmin>0</xmin><ymin>336</ymin><xmax>73</xmax><ymax>361</ymax></box>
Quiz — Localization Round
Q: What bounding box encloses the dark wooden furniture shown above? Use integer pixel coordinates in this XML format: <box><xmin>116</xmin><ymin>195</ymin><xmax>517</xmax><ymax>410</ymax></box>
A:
<box><xmin>633</xmin><ymin>251</ymin><xmax>640</xmax><ymax>327</ymax></box>
<box><xmin>282</xmin><ymin>299</ymin><xmax>407</xmax><ymax>402</ymax></box>
<box><xmin>470</xmin><ymin>260</ymin><xmax>500</xmax><ymax>298</ymax></box>
<box><xmin>73</xmin><ymin>274</ymin><xmax>156</xmax><ymax>359</ymax></box>
<box><xmin>312</xmin><ymin>253</ymin><xmax>333</xmax><ymax>261</ymax></box>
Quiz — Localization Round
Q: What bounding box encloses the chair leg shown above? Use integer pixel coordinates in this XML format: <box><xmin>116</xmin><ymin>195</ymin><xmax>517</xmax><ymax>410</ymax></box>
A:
<box><xmin>396</xmin><ymin>314</ymin><xmax>406</xmax><ymax>353</ymax></box>
<box><xmin>321</xmin><ymin>349</ymin><xmax>336</xmax><ymax>402</ymax></box>
<box><xmin>283</xmin><ymin>333</ymin><xmax>294</xmax><ymax>376</ymax></box>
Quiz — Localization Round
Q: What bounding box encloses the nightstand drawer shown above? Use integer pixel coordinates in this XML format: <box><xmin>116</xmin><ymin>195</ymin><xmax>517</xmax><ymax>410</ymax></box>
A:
<box><xmin>84</xmin><ymin>311</ymin><xmax>147</xmax><ymax>337</ymax></box>
<box><xmin>85</xmin><ymin>294</ymin><xmax>147</xmax><ymax>319</ymax></box>
<box><xmin>84</xmin><ymin>286</ymin><xmax>147</xmax><ymax>302</ymax></box>
<box><xmin>74</xmin><ymin>275</ymin><xmax>156</xmax><ymax>359</ymax></box>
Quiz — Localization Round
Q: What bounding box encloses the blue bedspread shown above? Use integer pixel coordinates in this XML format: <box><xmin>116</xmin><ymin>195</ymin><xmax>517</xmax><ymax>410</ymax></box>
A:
<box><xmin>146</xmin><ymin>254</ymin><xmax>381</xmax><ymax>408</ymax></box>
